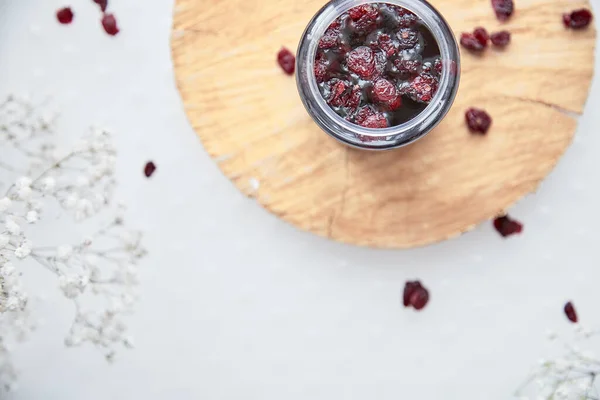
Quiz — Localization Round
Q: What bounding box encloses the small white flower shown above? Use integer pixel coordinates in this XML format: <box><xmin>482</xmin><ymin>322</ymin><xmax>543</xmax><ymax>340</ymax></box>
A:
<box><xmin>0</xmin><ymin>197</ymin><xmax>11</xmax><ymax>212</ymax></box>
<box><xmin>15</xmin><ymin>177</ymin><xmax>32</xmax><ymax>189</ymax></box>
<box><xmin>5</xmin><ymin>218</ymin><xmax>21</xmax><ymax>235</ymax></box>
<box><xmin>75</xmin><ymin>176</ymin><xmax>89</xmax><ymax>187</ymax></box>
<box><xmin>41</xmin><ymin>177</ymin><xmax>56</xmax><ymax>192</ymax></box>
<box><xmin>64</xmin><ymin>193</ymin><xmax>79</xmax><ymax>209</ymax></box>
<box><xmin>1</xmin><ymin>262</ymin><xmax>16</xmax><ymax>276</ymax></box>
<box><xmin>17</xmin><ymin>185</ymin><xmax>32</xmax><ymax>200</ymax></box>
<box><xmin>0</xmin><ymin>234</ymin><xmax>9</xmax><ymax>249</ymax></box>
<box><xmin>75</xmin><ymin>198</ymin><xmax>94</xmax><ymax>220</ymax></box>
<box><xmin>56</xmin><ymin>245</ymin><xmax>73</xmax><ymax>261</ymax></box>
<box><xmin>14</xmin><ymin>240</ymin><xmax>32</xmax><ymax>259</ymax></box>
<box><xmin>26</xmin><ymin>210</ymin><xmax>39</xmax><ymax>223</ymax></box>
<box><xmin>28</xmin><ymin>199</ymin><xmax>44</xmax><ymax>211</ymax></box>
<box><xmin>81</xmin><ymin>236</ymin><xmax>93</xmax><ymax>247</ymax></box>
<box><xmin>59</xmin><ymin>274</ymin><xmax>87</xmax><ymax>298</ymax></box>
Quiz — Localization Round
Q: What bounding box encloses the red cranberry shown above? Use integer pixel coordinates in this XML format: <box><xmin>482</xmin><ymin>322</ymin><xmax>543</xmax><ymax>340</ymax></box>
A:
<box><xmin>564</xmin><ymin>301</ymin><xmax>578</xmax><ymax>323</ymax></box>
<box><xmin>563</xmin><ymin>9</ymin><xmax>593</xmax><ymax>29</ymax></box>
<box><xmin>56</xmin><ymin>7</ymin><xmax>74</xmax><ymax>24</ymax></box>
<box><xmin>349</xmin><ymin>4</ymin><xmax>379</xmax><ymax>32</ymax></box>
<box><xmin>394</xmin><ymin>59</ymin><xmax>421</xmax><ymax>77</ymax></box>
<box><xmin>354</xmin><ymin>106</ymin><xmax>376</xmax><ymax>125</ymax></box>
<box><xmin>101</xmin><ymin>13</ymin><xmax>119</xmax><ymax>36</ymax></box>
<box><xmin>328</xmin><ymin>79</ymin><xmax>352</xmax><ymax>107</ymax></box>
<box><xmin>319</xmin><ymin>20</ymin><xmax>341</xmax><ymax>49</ymax></box>
<box><xmin>346</xmin><ymin>46</ymin><xmax>376</xmax><ymax>79</ymax></box>
<box><xmin>314</xmin><ymin>53</ymin><xmax>328</xmax><ymax>83</ymax></box>
<box><xmin>144</xmin><ymin>161</ymin><xmax>156</xmax><ymax>178</ymax></box>
<box><xmin>493</xmin><ymin>215</ymin><xmax>523</xmax><ymax>237</ymax></box>
<box><xmin>390</xmin><ymin>5</ymin><xmax>418</xmax><ymax>27</ymax></box>
<box><xmin>407</xmin><ymin>73</ymin><xmax>438</xmax><ymax>103</ymax></box>
<box><xmin>473</xmin><ymin>27</ymin><xmax>489</xmax><ymax>47</ymax></box>
<box><xmin>491</xmin><ymin>0</ymin><xmax>514</xmax><ymax>21</ymax></box>
<box><xmin>372</xmin><ymin>79</ymin><xmax>397</xmax><ymax>103</ymax></box>
<box><xmin>434</xmin><ymin>58</ymin><xmax>443</xmax><ymax>74</ymax></box>
<box><xmin>403</xmin><ymin>281</ymin><xmax>429</xmax><ymax>310</ymax></box>
<box><xmin>377</xmin><ymin>33</ymin><xmax>398</xmax><ymax>56</ymax></box>
<box><xmin>465</xmin><ymin>108</ymin><xmax>492</xmax><ymax>134</ymax></box>
<box><xmin>277</xmin><ymin>47</ymin><xmax>295</xmax><ymax>75</ymax></box>
<box><xmin>361</xmin><ymin>113</ymin><xmax>389</xmax><ymax>128</ymax></box>
<box><xmin>347</xmin><ymin>85</ymin><xmax>362</xmax><ymax>112</ymax></box>
<box><xmin>397</xmin><ymin>28</ymin><xmax>419</xmax><ymax>49</ymax></box>
<box><xmin>460</xmin><ymin>33</ymin><xmax>485</xmax><ymax>52</ymax></box>
<box><xmin>93</xmin><ymin>0</ymin><xmax>108</xmax><ymax>12</ymax></box>
<box><xmin>490</xmin><ymin>30</ymin><xmax>511</xmax><ymax>47</ymax></box>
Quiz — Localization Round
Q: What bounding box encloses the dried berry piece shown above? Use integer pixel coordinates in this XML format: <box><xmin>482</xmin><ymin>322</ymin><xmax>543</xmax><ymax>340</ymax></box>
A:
<box><xmin>349</xmin><ymin>4</ymin><xmax>379</xmax><ymax>33</ymax></box>
<box><xmin>144</xmin><ymin>161</ymin><xmax>156</xmax><ymax>178</ymax></box>
<box><xmin>493</xmin><ymin>215</ymin><xmax>523</xmax><ymax>237</ymax></box>
<box><xmin>319</xmin><ymin>20</ymin><xmax>341</xmax><ymax>49</ymax></box>
<box><xmin>465</xmin><ymin>108</ymin><xmax>492</xmax><ymax>134</ymax></box>
<box><xmin>403</xmin><ymin>281</ymin><xmax>429</xmax><ymax>310</ymax></box>
<box><xmin>563</xmin><ymin>9</ymin><xmax>593</xmax><ymax>29</ymax></box>
<box><xmin>434</xmin><ymin>58</ymin><xmax>443</xmax><ymax>74</ymax></box>
<box><xmin>361</xmin><ymin>113</ymin><xmax>389</xmax><ymax>128</ymax></box>
<box><xmin>56</xmin><ymin>7</ymin><xmax>74</xmax><ymax>24</ymax></box>
<box><xmin>93</xmin><ymin>0</ymin><xmax>108</xmax><ymax>12</ymax></box>
<box><xmin>314</xmin><ymin>52</ymin><xmax>328</xmax><ymax>83</ymax></box>
<box><xmin>327</xmin><ymin>79</ymin><xmax>352</xmax><ymax>107</ymax></box>
<box><xmin>490</xmin><ymin>30</ymin><xmax>511</xmax><ymax>47</ymax></box>
<box><xmin>394</xmin><ymin>59</ymin><xmax>421</xmax><ymax>78</ymax></box>
<box><xmin>372</xmin><ymin>78</ymin><xmax>397</xmax><ymax>102</ymax></box>
<box><xmin>473</xmin><ymin>27</ymin><xmax>489</xmax><ymax>47</ymax></box>
<box><xmin>491</xmin><ymin>0</ymin><xmax>514</xmax><ymax>21</ymax></box>
<box><xmin>460</xmin><ymin>33</ymin><xmax>484</xmax><ymax>52</ymax></box>
<box><xmin>407</xmin><ymin>73</ymin><xmax>438</xmax><ymax>103</ymax></box>
<box><xmin>277</xmin><ymin>47</ymin><xmax>295</xmax><ymax>75</ymax></box>
<box><xmin>377</xmin><ymin>33</ymin><xmax>397</xmax><ymax>56</ymax></box>
<box><xmin>346</xmin><ymin>46</ymin><xmax>376</xmax><ymax>79</ymax></box>
<box><xmin>346</xmin><ymin>85</ymin><xmax>362</xmax><ymax>112</ymax></box>
<box><xmin>354</xmin><ymin>106</ymin><xmax>376</xmax><ymax>125</ymax></box>
<box><xmin>564</xmin><ymin>301</ymin><xmax>578</xmax><ymax>323</ymax></box>
<box><xmin>397</xmin><ymin>28</ymin><xmax>419</xmax><ymax>49</ymax></box>
<box><xmin>102</xmin><ymin>13</ymin><xmax>120</xmax><ymax>36</ymax></box>
<box><xmin>390</xmin><ymin>5</ymin><xmax>418</xmax><ymax>27</ymax></box>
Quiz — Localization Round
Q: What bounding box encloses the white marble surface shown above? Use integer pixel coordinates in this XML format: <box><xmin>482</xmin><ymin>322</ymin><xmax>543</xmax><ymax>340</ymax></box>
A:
<box><xmin>1</xmin><ymin>0</ymin><xmax>599</xmax><ymax>399</ymax></box>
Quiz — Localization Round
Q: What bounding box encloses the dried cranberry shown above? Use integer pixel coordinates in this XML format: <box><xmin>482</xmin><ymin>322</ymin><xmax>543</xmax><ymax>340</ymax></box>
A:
<box><xmin>101</xmin><ymin>13</ymin><xmax>119</xmax><ymax>36</ymax></box>
<box><xmin>372</xmin><ymin>79</ymin><xmax>397</xmax><ymax>103</ymax></box>
<box><xmin>361</xmin><ymin>113</ymin><xmax>388</xmax><ymax>128</ymax></box>
<box><xmin>491</xmin><ymin>0</ymin><xmax>514</xmax><ymax>21</ymax></box>
<box><xmin>144</xmin><ymin>161</ymin><xmax>156</xmax><ymax>178</ymax></box>
<box><xmin>564</xmin><ymin>301</ymin><xmax>578</xmax><ymax>323</ymax></box>
<box><xmin>377</xmin><ymin>33</ymin><xmax>397</xmax><ymax>56</ymax></box>
<box><xmin>493</xmin><ymin>215</ymin><xmax>523</xmax><ymax>237</ymax></box>
<box><xmin>465</xmin><ymin>108</ymin><xmax>492</xmax><ymax>134</ymax></box>
<box><xmin>56</xmin><ymin>7</ymin><xmax>74</xmax><ymax>24</ymax></box>
<box><xmin>346</xmin><ymin>85</ymin><xmax>362</xmax><ymax>112</ymax></box>
<box><xmin>563</xmin><ymin>9</ymin><xmax>593</xmax><ymax>29</ymax></box>
<box><xmin>473</xmin><ymin>27</ymin><xmax>489</xmax><ymax>47</ymax></box>
<box><xmin>394</xmin><ymin>59</ymin><xmax>421</xmax><ymax>77</ymax></box>
<box><xmin>460</xmin><ymin>33</ymin><xmax>484</xmax><ymax>52</ymax></box>
<box><xmin>434</xmin><ymin>58</ymin><xmax>443</xmax><ymax>74</ymax></box>
<box><xmin>390</xmin><ymin>5</ymin><xmax>417</xmax><ymax>27</ymax></box>
<box><xmin>328</xmin><ymin>79</ymin><xmax>352</xmax><ymax>107</ymax></box>
<box><xmin>403</xmin><ymin>281</ymin><xmax>429</xmax><ymax>310</ymax></box>
<box><xmin>277</xmin><ymin>47</ymin><xmax>295</xmax><ymax>75</ymax></box>
<box><xmin>397</xmin><ymin>28</ymin><xmax>419</xmax><ymax>49</ymax></box>
<box><xmin>314</xmin><ymin>53</ymin><xmax>328</xmax><ymax>83</ymax></box>
<box><xmin>319</xmin><ymin>21</ymin><xmax>341</xmax><ymax>49</ymax></box>
<box><xmin>354</xmin><ymin>106</ymin><xmax>376</xmax><ymax>125</ymax></box>
<box><xmin>349</xmin><ymin>4</ymin><xmax>379</xmax><ymax>32</ymax></box>
<box><xmin>93</xmin><ymin>0</ymin><xmax>108</xmax><ymax>12</ymax></box>
<box><xmin>490</xmin><ymin>30</ymin><xmax>511</xmax><ymax>47</ymax></box>
<box><xmin>346</xmin><ymin>46</ymin><xmax>376</xmax><ymax>79</ymax></box>
<box><xmin>407</xmin><ymin>73</ymin><xmax>438</xmax><ymax>103</ymax></box>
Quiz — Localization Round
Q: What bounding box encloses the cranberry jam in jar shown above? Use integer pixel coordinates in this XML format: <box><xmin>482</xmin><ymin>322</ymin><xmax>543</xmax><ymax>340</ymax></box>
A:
<box><xmin>296</xmin><ymin>0</ymin><xmax>460</xmax><ymax>150</ymax></box>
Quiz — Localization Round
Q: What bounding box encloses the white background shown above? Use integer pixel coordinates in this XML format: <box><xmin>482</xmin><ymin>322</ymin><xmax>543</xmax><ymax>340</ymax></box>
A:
<box><xmin>1</xmin><ymin>0</ymin><xmax>599</xmax><ymax>399</ymax></box>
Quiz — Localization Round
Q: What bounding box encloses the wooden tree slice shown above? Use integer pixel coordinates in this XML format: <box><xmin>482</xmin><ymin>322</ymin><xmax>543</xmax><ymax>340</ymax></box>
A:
<box><xmin>171</xmin><ymin>0</ymin><xmax>595</xmax><ymax>248</ymax></box>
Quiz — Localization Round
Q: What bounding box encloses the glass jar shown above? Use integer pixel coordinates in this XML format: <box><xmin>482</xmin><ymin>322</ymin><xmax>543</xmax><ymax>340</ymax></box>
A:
<box><xmin>296</xmin><ymin>0</ymin><xmax>460</xmax><ymax>150</ymax></box>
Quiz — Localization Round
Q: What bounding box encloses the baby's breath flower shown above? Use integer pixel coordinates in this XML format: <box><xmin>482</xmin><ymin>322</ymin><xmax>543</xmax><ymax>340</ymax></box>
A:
<box><xmin>0</xmin><ymin>197</ymin><xmax>11</xmax><ymax>212</ymax></box>
<box><xmin>25</xmin><ymin>211</ymin><xmax>38</xmax><ymax>224</ymax></box>
<box><xmin>5</xmin><ymin>219</ymin><xmax>20</xmax><ymax>236</ymax></box>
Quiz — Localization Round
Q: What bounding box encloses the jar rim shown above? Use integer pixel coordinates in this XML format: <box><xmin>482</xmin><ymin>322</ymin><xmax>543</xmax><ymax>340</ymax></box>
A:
<box><xmin>296</xmin><ymin>0</ymin><xmax>461</xmax><ymax>150</ymax></box>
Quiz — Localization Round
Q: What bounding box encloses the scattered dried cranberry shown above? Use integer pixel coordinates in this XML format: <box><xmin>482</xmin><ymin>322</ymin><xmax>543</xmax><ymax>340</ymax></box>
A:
<box><xmin>56</xmin><ymin>7</ymin><xmax>74</xmax><ymax>24</ymax></box>
<box><xmin>346</xmin><ymin>46</ymin><xmax>376</xmax><ymax>79</ymax></box>
<box><xmin>563</xmin><ymin>9</ymin><xmax>593</xmax><ymax>29</ymax></box>
<box><xmin>328</xmin><ymin>79</ymin><xmax>352</xmax><ymax>107</ymax></box>
<box><xmin>372</xmin><ymin>79</ymin><xmax>396</xmax><ymax>103</ymax></box>
<box><xmin>493</xmin><ymin>215</ymin><xmax>523</xmax><ymax>237</ymax></box>
<box><xmin>101</xmin><ymin>13</ymin><xmax>119</xmax><ymax>36</ymax></box>
<box><xmin>354</xmin><ymin>106</ymin><xmax>376</xmax><ymax>125</ymax></box>
<box><xmin>397</xmin><ymin>28</ymin><xmax>419</xmax><ymax>49</ymax></box>
<box><xmin>407</xmin><ymin>73</ymin><xmax>438</xmax><ymax>103</ymax></box>
<box><xmin>93</xmin><ymin>0</ymin><xmax>108</xmax><ymax>12</ymax></box>
<box><xmin>361</xmin><ymin>113</ymin><xmax>389</xmax><ymax>128</ymax></box>
<box><xmin>491</xmin><ymin>0</ymin><xmax>514</xmax><ymax>21</ymax></box>
<box><xmin>319</xmin><ymin>20</ymin><xmax>341</xmax><ymax>49</ymax></box>
<box><xmin>564</xmin><ymin>301</ymin><xmax>578</xmax><ymax>323</ymax></box>
<box><xmin>403</xmin><ymin>281</ymin><xmax>429</xmax><ymax>310</ymax></box>
<box><xmin>277</xmin><ymin>47</ymin><xmax>295</xmax><ymax>75</ymax></box>
<box><xmin>465</xmin><ymin>108</ymin><xmax>492</xmax><ymax>134</ymax></box>
<box><xmin>490</xmin><ymin>30</ymin><xmax>511</xmax><ymax>47</ymax></box>
<box><xmin>144</xmin><ymin>161</ymin><xmax>156</xmax><ymax>178</ymax></box>
<box><xmin>377</xmin><ymin>33</ymin><xmax>397</xmax><ymax>56</ymax></box>
<box><xmin>394</xmin><ymin>59</ymin><xmax>421</xmax><ymax>78</ymax></box>
<box><xmin>390</xmin><ymin>5</ymin><xmax>418</xmax><ymax>27</ymax></box>
<box><xmin>460</xmin><ymin>33</ymin><xmax>485</xmax><ymax>52</ymax></box>
<box><xmin>349</xmin><ymin>4</ymin><xmax>379</xmax><ymax>32</ymax></box>
<box><xmin>473</xmin><ymin>27</ymin><xmax>489</xmax><ymax>47</ymax></box>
